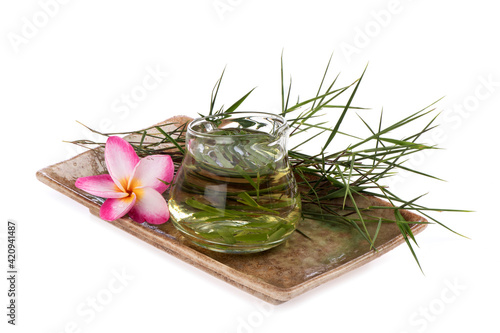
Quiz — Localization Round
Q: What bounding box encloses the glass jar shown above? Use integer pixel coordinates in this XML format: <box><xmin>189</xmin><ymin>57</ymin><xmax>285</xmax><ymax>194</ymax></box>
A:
<box><xmin>168</xmin><ymin>112</ymin><xmax>301</xmax><ymax>253</ymax></box>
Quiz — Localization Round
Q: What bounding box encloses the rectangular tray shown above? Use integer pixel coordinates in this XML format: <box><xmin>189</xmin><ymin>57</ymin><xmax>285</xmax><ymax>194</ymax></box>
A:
<box><xmin>36</xmin><ymin>116</ymin><xmax>426</xmax><ymax>304</ymax></box>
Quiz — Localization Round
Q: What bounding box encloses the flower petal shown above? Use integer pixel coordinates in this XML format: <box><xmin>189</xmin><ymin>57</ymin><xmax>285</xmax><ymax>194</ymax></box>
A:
<box><xmin>105</xmin><ymin>136</ymin><xmax>140</xmax><ymax>191</ymax></box>
<box><xmin>75</xmin><ymin>174</ymin><xmax>128</xmax><ymax>198</ymax></box>
<box><xmin>100</xmin><ymin>194</ymin><xmax>136</xmax><ymax>221</ymax></box>
<box><xmin>128</xmin><ymin>155</ymin><xmax>174</xmax><ymax>193</ymax></box>
<box><xmin>128</xmin><ymin>187</ymin><xmax>169</xmax><ymax>224</ymax></box>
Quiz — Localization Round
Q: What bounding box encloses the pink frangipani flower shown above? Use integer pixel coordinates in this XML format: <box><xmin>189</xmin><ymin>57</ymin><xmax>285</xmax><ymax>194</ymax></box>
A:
<box><xmin>75</xmin><ymin>136</ymin><xmax>174</xmax><ymax>224</ymax></box>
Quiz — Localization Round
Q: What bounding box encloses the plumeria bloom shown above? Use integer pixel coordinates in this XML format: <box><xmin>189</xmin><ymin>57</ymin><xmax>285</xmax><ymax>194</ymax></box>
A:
<box><xmin>75</xmin><ymin>136</ymin><xmax>174</xmax><ymax>224</ymax></box>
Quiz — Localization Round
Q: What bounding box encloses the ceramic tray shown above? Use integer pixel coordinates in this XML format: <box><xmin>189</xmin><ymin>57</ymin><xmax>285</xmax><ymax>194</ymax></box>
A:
<box><xmin>36</xmin><ymin>116</ymin><xmax>427</xmax><ymax>304</ymax></box>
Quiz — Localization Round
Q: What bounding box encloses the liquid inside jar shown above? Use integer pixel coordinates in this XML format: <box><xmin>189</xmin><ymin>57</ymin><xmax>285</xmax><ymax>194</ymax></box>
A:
<box><xmin>168</xmin><ymin>126</ymin><xmax>301</xmax><ymax>253</ymax></box>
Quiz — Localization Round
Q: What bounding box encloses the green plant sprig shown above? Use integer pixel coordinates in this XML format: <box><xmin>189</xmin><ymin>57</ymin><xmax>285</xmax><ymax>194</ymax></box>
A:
<box><xmin>70</xmin><ymin>55</ymin><xmax>470</xmax><ymax>271</ymax></box>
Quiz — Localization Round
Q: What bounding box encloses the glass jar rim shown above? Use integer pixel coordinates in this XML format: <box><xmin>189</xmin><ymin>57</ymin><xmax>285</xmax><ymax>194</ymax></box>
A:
<box><xmin>187</xmin><ymin>111</ymin><xmax>288</xmax><ymax>138</ymax></box>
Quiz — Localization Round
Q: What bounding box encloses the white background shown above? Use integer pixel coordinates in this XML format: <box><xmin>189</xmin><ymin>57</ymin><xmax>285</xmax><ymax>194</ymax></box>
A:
<box><xmin>1</xmin><ymin>1</ymin><xmax>499</xmax><ymax>332</ymax></box>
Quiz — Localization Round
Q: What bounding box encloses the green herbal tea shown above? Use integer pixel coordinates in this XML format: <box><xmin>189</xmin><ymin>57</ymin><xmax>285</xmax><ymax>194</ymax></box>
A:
<box><xmin>168</xmin><ymin>128</ymin><xmax>301</xmax><ymax>253</ymax></box>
